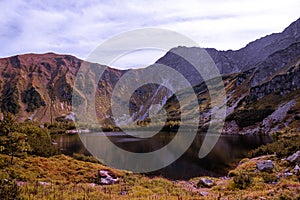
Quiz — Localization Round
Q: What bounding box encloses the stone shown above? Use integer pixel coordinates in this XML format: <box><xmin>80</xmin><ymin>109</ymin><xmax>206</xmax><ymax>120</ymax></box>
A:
<box><xmin>97</xmin><ymin>170</ymin><xmax>119</xmax><ymax>185</ymax></box>
<box><xmin>38</xmin><ymin>181</ymin><xmax>50</xmax><ymax>186</ymax></box>
<box><xmin>284</xmin><ymin>172</ymin><xmax>293</xmax><ymax>178</ymax></box>
<box><xmin>257</xmin><ymin>160</ymin><xmax>274</xmax><ymax>172</ymax></box>
<box><xmin>197</xmin><ymin>177</ymin><xmax>215</xmax><ymax>188</ymax></box>
<box><xmin>287</xmin><ymin>151</ymin><xmax>300</xmax><ymax>163</ymax></box>
<box><xmin>120</xmin><ymin>191</ymin><xmax>128</xmax><ymax>195</ymax></box>
<box><xmin>200</xmin><ymin>191</ymin><xmax>208</xmax><ymax>196</ymax></box>
<box><xmin>294</xmin><ymin>165</ymin><xmax>300</xmax><ymax>174</ymax></box>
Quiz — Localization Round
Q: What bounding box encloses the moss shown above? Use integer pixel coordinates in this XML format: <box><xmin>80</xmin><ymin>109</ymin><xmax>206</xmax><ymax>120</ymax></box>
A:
<box><xmin>261</xmin><ymin>172</ymin><xmax>278</xmax><ymax>183</ymax></box>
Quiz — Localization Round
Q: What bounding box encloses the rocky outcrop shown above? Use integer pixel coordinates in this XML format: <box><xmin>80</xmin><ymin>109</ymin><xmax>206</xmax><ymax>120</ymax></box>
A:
<box><xmin>287</xmin><ymin>151</ymin><xmax>300</xmax><ymax>163</ymax></box>
<box><xmin>157</xmin><ymin>18</ymin><xmax>300</xmax><ymax>82</ymax></box>
<box><xmin>197</xmin><ymin>177</ymin><xmax>215</xmax><ymax>188</ymax></box>
<box><xmin>257</xmin><ymin>160</ymin><xmax>274</xmax><ymax>172</ymax></box>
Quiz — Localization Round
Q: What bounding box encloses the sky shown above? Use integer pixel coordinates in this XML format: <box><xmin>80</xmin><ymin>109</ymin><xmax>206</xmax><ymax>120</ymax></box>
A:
<box><xmin>0</xmin><ymin>0</ymin><xmax>299</xmax><ymax>69</ymax></box>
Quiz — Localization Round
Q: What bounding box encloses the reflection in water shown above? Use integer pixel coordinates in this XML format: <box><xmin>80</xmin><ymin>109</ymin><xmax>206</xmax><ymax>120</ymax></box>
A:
<box><xmin>52</xmin><ymin>132</ymin><xmax>272</xmax><ymax>180</ymax></box>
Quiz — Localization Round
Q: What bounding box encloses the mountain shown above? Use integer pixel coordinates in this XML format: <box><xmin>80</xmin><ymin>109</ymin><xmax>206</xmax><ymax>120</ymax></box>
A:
<box><xmin>0</xmin><ymin>53</ymin><xmax>123</xmax><ymax>123</ymax></box>
<box><xmin>157</xmin><ymin>18</ymin><xmax>300</xmax><ymax>82</ymax></box>
<box><xmin>0</xmin><ymin>18</ymin><xmax>300</xmax><ymax>134</ymax></box>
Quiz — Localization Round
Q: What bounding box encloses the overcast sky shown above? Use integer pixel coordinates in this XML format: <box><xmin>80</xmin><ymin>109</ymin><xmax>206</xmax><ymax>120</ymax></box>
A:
<box><xmin>0</xmin><ymin>0</ymin><xmax>299</xmax><ymax>69</ymax></box>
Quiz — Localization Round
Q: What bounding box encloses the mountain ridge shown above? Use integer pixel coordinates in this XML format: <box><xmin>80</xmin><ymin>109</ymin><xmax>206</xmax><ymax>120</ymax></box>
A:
<box><xmin>0</xmin><ymin>18</ymin><xmax>300</xmax><ymax>134</ymax></box>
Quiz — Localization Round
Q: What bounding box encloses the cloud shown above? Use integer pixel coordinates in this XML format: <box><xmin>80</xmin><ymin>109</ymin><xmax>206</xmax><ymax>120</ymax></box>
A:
<box><xmin>0</xmin><ymin>0</ymin><xmax>299</xmax><ymax>69</ymax></box>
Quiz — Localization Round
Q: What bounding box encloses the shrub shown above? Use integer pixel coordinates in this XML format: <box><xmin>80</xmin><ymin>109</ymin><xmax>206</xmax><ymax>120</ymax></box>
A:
<box><xmin>232</xmin><ymin>173</ymin><xmax>252</xmax><ymax>189</ymax></box>
<box><xmin>19</xmin><ymin>122</ymin><xmax>60</xmax><ymax>157</ymax></box>
<box><xmin>261</xmin><ymin>172</ymin><xmax>278</xmax><ymax>183</ymax></box>
<box><xmin>250</xmin><ymin>134</ymin><xmax>300</xmax><ymax>158</ymax></box>
<box><xmin>226</xmin><ymin>109</ymin><xmax>274</xmax><ymax>128</ymax></box>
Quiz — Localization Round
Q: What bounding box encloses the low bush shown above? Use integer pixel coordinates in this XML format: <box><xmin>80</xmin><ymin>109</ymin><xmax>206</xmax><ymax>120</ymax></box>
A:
<box><xmin>250</xmin><ymin>134</ymin><xmax>300</xmax><ymax>158</ymax></box>
<box><xmin>232</xmin><ymin>173</ymin><xmax>252</xmax><ymax>189</ymax></box>
<box><xmin>261</xmin><ymin>172</ymin><xmax>278</xmax><ymax>183</ymax></box>
<box><xmin>226</xmin><ymin>109</ymin><xmax>274</xmax><ymax>128</ymax></box>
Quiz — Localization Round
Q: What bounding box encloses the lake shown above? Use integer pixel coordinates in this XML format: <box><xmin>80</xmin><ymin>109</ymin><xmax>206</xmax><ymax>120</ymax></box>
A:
<box><xmin>52</xmin><ymin>132</ymin><xmax>272</xmax><ymax>180</ymax></box>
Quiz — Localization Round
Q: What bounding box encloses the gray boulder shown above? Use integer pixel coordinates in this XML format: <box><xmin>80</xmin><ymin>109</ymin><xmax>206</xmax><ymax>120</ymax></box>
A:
<box><xmin>197</xmin><ymin>177</ymin><xmax>215</xmax><ymax>188</ymax></box>
<box><xmin>287</xmin><ymin>151</ymin><xmax>300</xmax><ymax>163</ymax></box>
<box><xmin>97</xmin><ymin>170</ymin><xmax>119</xmax><ymax>185</ymax></box>
<box><xmin>257</xmin><ymin>160</ymin><xmax>274</xmax><ymax>172</ymax></box>
<box><xmin>200</xmin><ymin>191</ymin><xmax>208</xmax><ymax>196</ymax></box>
<box><xmin>294</xmin><ymin>165</ymin><xmax>300</xmax><ymax>174</ymax></box>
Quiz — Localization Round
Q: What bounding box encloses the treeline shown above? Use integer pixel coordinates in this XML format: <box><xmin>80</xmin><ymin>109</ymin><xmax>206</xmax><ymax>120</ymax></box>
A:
<box><xmin>0</xmin><ymin>113</ymin><xmax>60</xmax><ymax>165</ymax></box>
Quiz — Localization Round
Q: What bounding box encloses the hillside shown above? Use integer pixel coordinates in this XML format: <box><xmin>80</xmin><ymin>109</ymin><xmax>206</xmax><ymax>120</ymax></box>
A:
<box><xmin>0</xmin><ymin>18</ymin><xmax>300</xmax><ymax>135</ymax></box>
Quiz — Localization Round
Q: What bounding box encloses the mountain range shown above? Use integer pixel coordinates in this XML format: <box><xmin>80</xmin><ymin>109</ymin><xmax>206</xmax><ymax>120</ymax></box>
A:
<box><xmin>1</xmin><ymin>18</ymin><xmax>300</xmax><ymax>134</ymax></box>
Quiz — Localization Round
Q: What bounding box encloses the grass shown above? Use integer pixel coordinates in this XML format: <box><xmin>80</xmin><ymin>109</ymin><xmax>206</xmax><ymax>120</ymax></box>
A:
<box><xmin>0</xmin><ymin>125</ymin><xmax>299</xmax><ymax>199</ymax></box>
<box><xmin>1</xmin><ymin>150</ymin><xmax>299</xmax><ymax>199</ymax></box>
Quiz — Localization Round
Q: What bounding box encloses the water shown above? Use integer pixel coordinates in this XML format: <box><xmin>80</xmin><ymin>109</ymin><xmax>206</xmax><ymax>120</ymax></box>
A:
<box><xmin>52</xmin><ymin>132</ymin><xmax>272</xmax><ymax>180</ymax></box>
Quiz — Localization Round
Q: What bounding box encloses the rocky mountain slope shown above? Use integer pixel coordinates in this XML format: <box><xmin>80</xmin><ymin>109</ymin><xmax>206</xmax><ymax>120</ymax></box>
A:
<box><xmin>0</xmin><ymin>18</ymin><xmax>300</xmax><ymax>134</ymax></box>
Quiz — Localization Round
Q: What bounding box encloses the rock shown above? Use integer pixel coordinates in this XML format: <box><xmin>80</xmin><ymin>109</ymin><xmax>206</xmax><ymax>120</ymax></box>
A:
<box><xmin>287</xmin><ymin>151</ymin><xmax>300</xmax><ymax>163</ymax></box>
<box><xmin>97</xmin><ymin>170</ymin><xmax>119</xmax><ymax>185</ymax></box>
<box><xmin>16</xmin><ymin>181</ymin><xmax>26</xmax><ymax>187</ymax></box>
<box><xmin>257</xmin><ymin>160</ymin><xmax>274</xmax><ymax>172</ymax></box>
<box><xmin>120</xmin><ymin>191</ymin><xmax>128</xmax><ymax>195</ymax></box>
<box><xmin>284</xmin><ymin>172</ymin><xmax>293</xmax><ymax>178</ymax></box>
<box><xmin>197</xmin><ymin>177</ymin><xmax>215</xmax><ymax>188</ymax></box>
<box><xmin>89</xmin><ymin>183</ymin><xmax>96</xmax><ymax>187</ymax></box>
<box><xmin>293</xmin><ymin>165</ymin><xmax>300</xmax><ymax>174</ymax></box>
<box><xmin>200</xmin><ymin>191</ymin><xmax>208</xmax><ymax>196</ymax></box>
<box><xmin>38</xmin><ymin>181</ymin><xmax>50</xmax><ymax>186</ymax></box>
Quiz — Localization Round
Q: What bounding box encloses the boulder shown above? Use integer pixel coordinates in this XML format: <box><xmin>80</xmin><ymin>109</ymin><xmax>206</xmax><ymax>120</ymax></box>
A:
<box><xmin>294</xmin><ymin>165</ymin><xmax>300</xmax><ymax>175</ymax></box>
<box><xmin>257</xmin><ymin>160</ymin><xmax>274</xmax><ymax>172</ymax></box>
<box><xmin>200</xmin><ymin>191</ymin><xmax>208</xmax><ymax>196</ymax></box>
<box><xmin>284</xmin><ymin>172</ymin><xmax>293</xmax><ymax>178</ymax></box>
<box><xmin>287</xmin><ymin>151</ymin><xmax>300</xmax><ymax>163</ymax></box>
<box><xmin>97</xmin><ymin>170</ymin><xmax>119</xmax><ymax>185</ymax></box>
<box><xmin>197</xmin><ymin>177</ymin><xmax>215</xmax><ymax>188</ymax></box>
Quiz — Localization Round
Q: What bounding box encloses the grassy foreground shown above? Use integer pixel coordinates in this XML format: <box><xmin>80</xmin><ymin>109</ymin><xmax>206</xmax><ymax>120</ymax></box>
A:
<box><xmin>0</xmin><ymin>151</ymin><xmax>299</xmax><ymax>199</ymax></box>
<box><xmin>0</xmin><ymin>115</ymin><xmax>299</xmax><ymax>199</ymax></box>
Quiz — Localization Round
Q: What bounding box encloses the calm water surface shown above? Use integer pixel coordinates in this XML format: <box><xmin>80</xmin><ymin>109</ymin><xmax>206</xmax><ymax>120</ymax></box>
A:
<box><xmin>52</xmin><ymin>132</ymin><xmax>272</xmax><ymax>180</ymax></box>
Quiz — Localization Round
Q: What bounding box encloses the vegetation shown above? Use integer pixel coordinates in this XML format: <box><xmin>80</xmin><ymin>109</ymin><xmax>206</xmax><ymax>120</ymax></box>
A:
<box><xmin>232</xmin><ymin>172</ymin><xmax>252</xmax><ymax>189</ymax></box>
<box><xmin>226</xmin><ymin>108</ymin><xmax>274</xmax><ymax>128</ymax></box>
<box><xmin>0</xmin><ymin>84</ymin><xmax>21</xmax><ymax>114</ymax></box>
<box><xmin>44</xmin><ymin>119</ymin><xmax>76</xmax><ymax>134</ymax></box>
<box><xmin>0</xmin><ymin>113</ymin><xmax>60</xmax><ymax>164</ymax></box>
<box><xmin>0</xmin><ymin>113</ymin><xmax>30</xmax><ymax>164</ymax></box>
<box><xmin>0</xmin><ymin>179</ymin><xmax>20</xmax><ymax>200</ymax></box>
<box><xmin>0</xmin><ymin>113</ymin><xmax>299</xmax><ymax>199</ymax></box>
<box><xmin>250</xmin><ymin>130</ymin><xmax>300</xmax><ymax>158</ymax></box>
<box><xmin>19</xmin><ymin>122</ymin><xmax>60</xmax><ymax>157</ymax></box>
<box><xmin>21</xmin><ymin>87</ymin><xmax>46</xmax><ymax>112</ymax></box>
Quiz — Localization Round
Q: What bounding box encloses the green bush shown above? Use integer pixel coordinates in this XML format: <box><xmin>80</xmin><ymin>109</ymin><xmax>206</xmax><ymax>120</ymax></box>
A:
<box><xmin>19</xmin><ymin>122</ymin><xmax>60</xmax><ymax>157</ymax></box>
<box><xmin>232</xmin><ymin>173</ymin><xmax>252</xmax><ymax>189</ymax></box>
<box><xmin>261</xmin><ymin>172</ymin><xmax>278</xmax><ymax>183</ymax></box>
<box><xmin>226</xmin><ymin>109</ymin><xmax>274</xmax><ymax>128</ymax></box>
<box><xmin>250</xmin><ymin>134</ymin><xmax>300</xmax><ymax>158</ymax></box>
